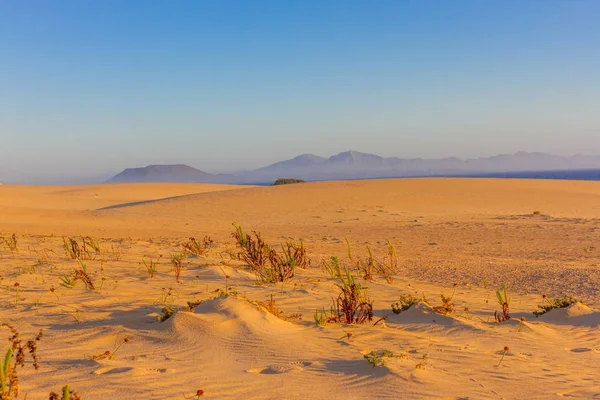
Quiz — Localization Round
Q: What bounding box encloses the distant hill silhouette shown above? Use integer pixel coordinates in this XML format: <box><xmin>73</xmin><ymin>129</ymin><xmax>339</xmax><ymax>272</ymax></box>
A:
<box><xmin>106</xmin><ymin>151</ymin><xmax>600</xmax><ymax>184</ymax></box>
<box><xmin>107</xmin><ymin>164</ymin><xmax>214</xmax><ymax>183</ymax></box>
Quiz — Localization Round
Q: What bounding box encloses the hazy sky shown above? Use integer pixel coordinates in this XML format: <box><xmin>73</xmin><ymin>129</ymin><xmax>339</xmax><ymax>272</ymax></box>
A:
<box><xmin>1</xmin><ymin>1</ymin><xmax>600</xmax><ymax>182</ymax></box>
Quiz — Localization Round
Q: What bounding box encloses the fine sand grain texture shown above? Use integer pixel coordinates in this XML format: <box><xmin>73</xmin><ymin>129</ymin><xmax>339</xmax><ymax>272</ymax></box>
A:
<box><xmin>1</xmin><ymin>178</ymin><xmax>599</xmax><ymax>399</ymax></box>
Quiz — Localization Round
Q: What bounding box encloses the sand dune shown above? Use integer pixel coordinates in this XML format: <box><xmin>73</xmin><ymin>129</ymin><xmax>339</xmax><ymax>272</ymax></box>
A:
<box><xmin>1</xmin><ymin>178</ymin><xmax>599</xmax><ymax>399</ymax></box>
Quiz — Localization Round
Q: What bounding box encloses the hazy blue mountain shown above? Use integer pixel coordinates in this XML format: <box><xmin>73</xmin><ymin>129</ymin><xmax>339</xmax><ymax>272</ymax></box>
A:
<box><xmin>105</xmin><ymin>151</ymin><xmax>600</xmax><ymax>184</ymax></box>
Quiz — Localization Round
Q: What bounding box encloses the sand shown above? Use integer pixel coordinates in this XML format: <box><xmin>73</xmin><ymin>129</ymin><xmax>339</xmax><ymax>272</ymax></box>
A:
<box><xmin>0</xmin><ymin>178</ymin><xmax>599</xmax><ymax>399</ymax></box>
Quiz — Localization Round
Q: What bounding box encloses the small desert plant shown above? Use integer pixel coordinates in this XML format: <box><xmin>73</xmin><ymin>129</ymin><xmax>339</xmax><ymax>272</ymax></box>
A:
<box><xmin>277</xmin><ymin>240</ymin><xmax>310</xmax><ymax>269</ymax></box>
<box><xmin>415</xmin><ymin>354</ymin><xmax>429</xmax><ymax>369</ymax></box>
<box><xmin>376</xmin><ymin>240</ymin><xmax>398</xmax><ymax>284</ymax></box>
<box><xmin>232</xmin><ymin>223</ymin><xmax>273</xmax><ymax>269</ymax></box>
<box><xmin>533</xmin><ymin>294</ymin><xmax>579</xmax><ymax>317</ymax></box>
<box><xmin>1</xmin><ymin>234</ymin><xmax>18</xmax><ymax>253</ymax></box>
<box><xmin>327</xmin><ymin>266</ymin><xmax>373</xmax><ymax>324</ymax></box>
<box><xmin>142</xmin><ymin>255</ymin><xmax>161</xmax><ymax>278</ymax></box>
<box><xmin>364</xmin><ymin>350</ymin><xmax>395</xmax><ymax>367</ymax></box>
<box><xmin>105</xmin><ymin>243</ymin><xmax>123</xmax><ymax>261</ymax></box>
<box><xmin>1</xmin><ymin>324</ymin><xmax>43</xmax><ymax>399</ymax></box>
<box><xmin>12</xmin><ymin>283</ymin><xmax>20</xmax><ymax>307</ymax></box>
<box><xmin>181</xmin><ymin>236</ymin><xmax>214</xmax><ymax>257</ymax></box>
<box><xmin>183</xmin><ymin>390</ymin><xmax>204</xmax><ymax>399</ymax></box>
<box><xmin>258</xmin><ymin>295</ymin><xmax>301</xmax><ymax>321</ymax></box>
<box><xmin>170</xmin><ymin>253</ymin><xmax>185</xmax><ymax>282</ymax></box>
<box><xmin>62</xmin><ymin>237</ymin><xmax>100</xmax><ymax>260</ymax></box>
<box><xmin>313</xmin><ymin>307</ymin><xmax>329</xmax><ymax>327</ymax></box>
<box><xmin>89</xmin><ymin>337</ymin><xmax>129</xmax><ymax>360</ymax></box>
<box><xmin>345</xmin><ymin>239</ymin><xmax>374</xmax><ymax>281</ymax></box>
<box><xmin>432</xmin><ymin>292</ymin><xmax>455</xmax><ymax>315</ymax></box>
<box><xmin>494</xmin><ymin>285</ymin><xmax>511</xmax><ymax>323</ymax></box>
<box><xmin>497</xmin><ymin>346</ymin><xmax>510</xmax><ymax>367</ymax></box>
<box><xmin>59</xmin><ymin>262</ymin><xmax>94</xmax><ymax>290</ymax></box>
<box><xmin>154</xmin><ymin>287</ymin><xmax>178</xmax><ymax>306</ymax></box>
<box><xmin>322</xmin><ymin>256</ymin><xmax>343</xmax><ymax>279</ymax></box>
<box><xmin>231</xmin><ymin>223</ymin><xmax>296</xmax><ymax>283</ymax></box>
<box><xmin>392</xmin><ymin>293</ymin><xmax>419</xmax><ymax>314</ymax></box>
<box><xmin>48</xmin><ymin>384</ymin><xmax>82</xmax><ymax>400</ymax></box>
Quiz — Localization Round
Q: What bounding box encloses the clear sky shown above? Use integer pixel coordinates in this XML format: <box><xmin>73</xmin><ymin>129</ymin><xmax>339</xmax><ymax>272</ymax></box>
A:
<box><xmin>1</xmin><ymin>1</ymin><xmax>599</xmax><ymax>183</ymax></box>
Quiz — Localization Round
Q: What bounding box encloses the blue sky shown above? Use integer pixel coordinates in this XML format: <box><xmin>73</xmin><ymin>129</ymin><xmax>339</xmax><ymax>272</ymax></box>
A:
<box><xmin>1</xmin><ymin>1</ymin><xmax>599</xmax><ymax>182</ymax></box>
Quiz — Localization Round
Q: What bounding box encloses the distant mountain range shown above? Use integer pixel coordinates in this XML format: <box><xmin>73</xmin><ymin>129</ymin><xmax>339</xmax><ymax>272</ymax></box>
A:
<box><xmin>105</xmin><ymin>151</ymin><xmax>600</xmax><ymax>184</ymax></box>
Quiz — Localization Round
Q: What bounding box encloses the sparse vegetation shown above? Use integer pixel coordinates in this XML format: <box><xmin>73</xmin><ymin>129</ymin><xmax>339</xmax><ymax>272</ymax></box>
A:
<box><xmin>231</xmin><ymin>223</ymin><xmax>302</xmax><ymax>283</ymax></box>
<box><xmin>181</xmin><ymin>236</ymin><xmax>214</xmax><ymax>257</ymax></box>
<box><xmin>322</xmin><ymin>256</ymin><xmax>343</xmax><ymax>279</ymax></box>
<box><xmin>49</xmin><ymin>385</ymin><xmax>83</xmax><ymax>400</ymax></box>
<box><xmin>494</xmin><ymin>285</ymin><xmax>511</xmax><ymax>323</ymax></box>
<box><xmin>62</xmin><ymin>237</ymin><xmax>100</xmax><ymax>260</ymax></box>
<box><xmin>364</xmin><ymin>350</ymin><xmax>395</xmax><ymax>367</ymax></box>
<box><xmin>258</xmin><ymin>295</ymin><xmax>301</xmax><ymax>321</ymax></box>
<box><xmin>170</xmin><ymin>253</ymin><xmax>185</xmax><ymax>282</ymax></box>
<box><xmin>431</xmin><ymin>292</ymin><xmax>455</xmax><ymax>315</ymax></box>
<box><xmin>326</xmin><ymin>265</ymin><xmax>373</xmax><ymax>324</ymax></box>
<box><xmin>533</xmin><ymin>294</ymin><xmax>579</xmax><ymax>317</ymax></box>
<box><xmin>1</xmin><ymin>234</ymin><xmax>18</xmax><ymax>253</ymax></box>
<box><xmin>59</xmin><ymin>262</ymin><xmax>95</xmax><ymax>290</ymax></box>
<box><xmin>142</xmin><ymin>255</ymin><xmax>161</xmax><ymax>278</ymax></box>
<box><xmin>497</xmin><ymin>346</ymin><xmax>510</xmax><ymax>367</ymax></box>
<box><xmin>392</xmin><ymin>293</ymin><xmax>419</xmax><ymax>314</ymax></box>
<box><xmin>1</xmin><ymin>324</ymin><xmax>43</xmax><ymax>399</ymax></box>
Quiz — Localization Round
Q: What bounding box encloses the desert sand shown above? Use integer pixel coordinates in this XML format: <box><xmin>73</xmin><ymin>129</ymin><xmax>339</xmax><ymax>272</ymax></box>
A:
<box><xmin>1</xmin><ymin>178</ymin><xmax>599</xmax><ymax>399</ymax></box>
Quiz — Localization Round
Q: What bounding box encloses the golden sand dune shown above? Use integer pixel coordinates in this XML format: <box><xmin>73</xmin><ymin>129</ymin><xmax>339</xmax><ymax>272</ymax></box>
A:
<box><xmin>1</xmin><ymin>178</ymin><xmax>599</xmax><ymax>399</ymax></box>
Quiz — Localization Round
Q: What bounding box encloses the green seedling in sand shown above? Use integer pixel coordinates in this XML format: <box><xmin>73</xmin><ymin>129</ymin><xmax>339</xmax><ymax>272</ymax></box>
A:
<box><xmin>533</xmin><ymin>294</ymin><xmax>579</xmax><ymax>316</ymax></box>
<box><xmin>392</xmin><ymin>293</ymin><xmax>419</xmax><ymax>314</ymax></box>
<box><xmin>494</xmin><ymin>285</ymin><xmax>511</xmax><ymax>322</ymax></box>
<box><xmin>364</xmin><ymin>350</ymin><xmax>395</xmax><ymax>367</ymax></box>
<box><xmin>170</xmin><ymin>253</ymin><xmax>185</xmax><ymax>282</ymax></box>
<box><xmin>314</xmin><ymin>307</ymin><xmax>328</xmax><ymax>327</ymax></box>
<box><xmin>322</xmin><ymin>256</ymin><xmax>343</xmax><ymax>279</ymax></box>
<box><xmin>49</xmin><ymin>384</ymin><xmax>83</xmax><ymax>400</ymax></box>
<box><xmin>142</xmin><ymin>255</ymin><xmax>161</xmax><ymax>278</ymax></box>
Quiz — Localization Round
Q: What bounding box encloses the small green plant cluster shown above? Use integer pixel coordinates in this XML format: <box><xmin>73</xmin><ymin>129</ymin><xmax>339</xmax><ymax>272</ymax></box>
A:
<box><xmin>533</xmin><ymin>295</ymin><xmax>579</xmax><ymax>316</ymax></box>
<box><xmin>392</xmin><ymin>293</ymin><xmax>419</xmax><ymax>314</ymax></box>
<box><xmin>142</xmin><ymin>255</ymin><xmax>162</xmax><ymax>278</ymax></box>
<box><xmin>431</xmin><ymin>292</ymin><xmax>455</xmax><ymax>315</ymax></box>
<box><xmin>326</xmin><ymin>266</ymin><xmax>373</xmax><ymax>324</ymax></box>
<box><xmin>170</xmin><ymin>253</ymin><xmax>185</xmax><ymax>282</ymax></box>
<box><xmin>181</xmin><ymin>236</ymin><xmax>214</xmax><ymax>257</ymax></box>
<box><xmin>231</xmin><ymin>223</ymin><xmax>308</xmax><ymax>283</ymax></box>
<box><xmin>345</xmin><ymin>239</ymin><xmax>398</xmax><ymax>283</ymax></box>
<box><xmin>364</xmin><ymin>350</ymin><xmax>395</xmax><ymax>367</ymax></box>
<box><xmin>49</xmin><ymin>385</ymin><xmax>82</xmax><ymax>400</ymax></box>
<box><xmin>322</xmin><ymin>256</ymin><xmax>343</xmax><ymax>279</ymax></box>
<box><xmin>62</xmin><ymin>237</ymin><xmax>100</xmax><ymax>260</ymax></box>
<box><xmin>59</xmin><ymin>261</ymin><xmax>95</xmax><ymax>290</ymax></box>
